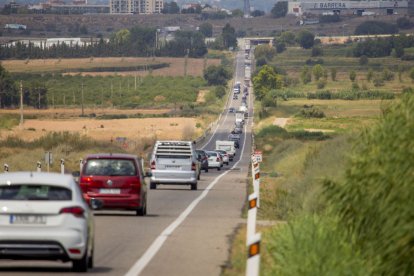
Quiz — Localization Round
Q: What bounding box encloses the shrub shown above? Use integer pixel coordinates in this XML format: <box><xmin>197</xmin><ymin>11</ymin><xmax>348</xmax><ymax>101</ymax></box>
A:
<box><xmin>354</xmin><ymin>21</ymin><xmax>398</xmax><ymax>35</ymax></box>
<box><xmin>331</xmin><ymin>68</ymin><xmax>337</xmax><ymax>81</ymax></box>
<box><xmin>324</xmin><ymin>94</ymin><xmax>414</xmax><ymax>275</ymax></box>
<box><xmin>373</xmin><ymin>75</ymin><xmax>385</xmax><ymax>87</ymax></box>
<box><xmin>352</xmin><ymin>82</ymin><xmax>359</xmax><ymax>90</ymax></box>
<box><xmin>301</xmin><ymin>66</ymin><xmax>312</xmax><ymax>84</ymax></box>
<box><xmin>311</xmin><ymin>47</ymin><xmax>323</xmax><ymax>57</ymax></box>
<box><xmin>305</xmin><ymin>58</ymin><xmax>324</xmax><ymax>65</ymax></box>
<box><xmin>214</xmin><ymin>86</ymin><xmax>226</xmax><ymax>98</ymax></box>
<box><xmin>396</xmin><ymin>17</ymin><xmax>412</xmax><ymax>29</ymax></box>
<box><xmin>299</xmin><ymin>108</ymin><xmax>325</xmax><ymax>118</ymax></box>
<box><xmin>317</xmin><ymin>79</ymin><xmax>327</xmax><ymax>89</ymax></box>
<box><xmin>381</xmin><ymin>68</ymin><xmax>394</xmax><ymax>81</ymax></box>
<box><xmin>359</xmin><ymin>55</ymin><xmax>368</xmax><ymax>65</ymax></box>
<box><xmin>349</xmin><ymin>70</ymin><xmax>357</xmax><ymax>82</ymax></box>
<box><xmin>367</xmin><ymin>69</ymin><xmax>374</xmax><ymax>82</ymax></box>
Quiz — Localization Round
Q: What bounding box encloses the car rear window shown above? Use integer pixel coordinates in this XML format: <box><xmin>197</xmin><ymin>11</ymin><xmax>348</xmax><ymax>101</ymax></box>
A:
<box><xmin>84</xmin><ymin>159</ymin><xmax>137</xmax><ymax>176</ymax></box>
<box><xmin>0</xmin><ymin>185</ymin><xmax>72</xmax><ymax>200</ymax></box>
<box><xmin>206</xmin><ymin>152</ymin><xmax>217</xmax><ymax>157</ymax></box>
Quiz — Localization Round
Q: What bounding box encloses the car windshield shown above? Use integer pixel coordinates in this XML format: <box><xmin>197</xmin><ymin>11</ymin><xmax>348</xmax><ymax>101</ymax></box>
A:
<box><xmin>206</xmin><ymin>152</ymin><xmax>217</xmax><ymax>157</ymax></box>
<box><xmin>0</xmin><ymin>185</ymin><xmax>72</xmax><ymax>201</ymax></box>
<box><xmin>84</xmin><ymin>159</ymin><xmax>137</xmax><ymax>176</ymax></box>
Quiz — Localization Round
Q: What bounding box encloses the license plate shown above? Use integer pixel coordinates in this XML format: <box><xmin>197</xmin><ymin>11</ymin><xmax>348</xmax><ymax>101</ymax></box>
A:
<box><xmin>10</xmin><ymin>215</ymin><xmax>47</xmax><ymax>225</ymax></box>
<box><xmin>99</xmin><ymin>188</ymin><xmax>120</xmax><ymax>194</ymax></box>
<box><xmin>165</xmin><ymin>165</ymin><xmax>181</xmax><ymax>169</ymax></box>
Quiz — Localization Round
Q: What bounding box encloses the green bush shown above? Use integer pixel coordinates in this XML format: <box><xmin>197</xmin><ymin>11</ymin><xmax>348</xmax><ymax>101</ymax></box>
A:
<box><xmin>324</xmin><ymin>94</ymin><xmax>414</xmax><ymax>275</ymax></box>
<box><xmin>266</xmin><ymin>215</ymin><xmax>370</xmax><ymax>276</ymax></box>
<box><xmin>299</xmin><ymin>108</ymin><xmax>326</xmax><ymax>118</ymax></box>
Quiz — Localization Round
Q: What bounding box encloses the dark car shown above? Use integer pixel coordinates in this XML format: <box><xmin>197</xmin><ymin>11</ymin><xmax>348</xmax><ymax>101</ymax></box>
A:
<box><xmin>196</xmin><ymin>149</ymin><xmax>209</xmax><ymax>173</ymax></box>
<box><xmin>229</xmin><ymin>107</ymin><xmax>236</xmax><ymax>113</ymax></box>
<box><xmin>79</xmin><ymin>153</ymin><xmax>148</xmax><ymax>216</ymax></box>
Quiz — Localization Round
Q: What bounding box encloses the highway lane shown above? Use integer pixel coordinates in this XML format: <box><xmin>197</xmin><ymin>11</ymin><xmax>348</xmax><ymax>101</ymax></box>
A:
<box><xmin>0</xmin><ymin>45</ymin><xmax>252</xmax><ymax>276</ymax></box>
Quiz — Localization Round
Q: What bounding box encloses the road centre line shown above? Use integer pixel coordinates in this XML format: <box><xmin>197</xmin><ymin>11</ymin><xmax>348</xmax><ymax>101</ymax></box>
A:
<box><xmin>124</xmin><ymin>110</ymin><xmax>249</xmax><ymax>276</ymax></box>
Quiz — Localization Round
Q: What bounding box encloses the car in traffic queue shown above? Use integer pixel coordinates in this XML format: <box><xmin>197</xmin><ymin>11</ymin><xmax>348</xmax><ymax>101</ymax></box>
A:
<box><xmin>196</xmin><ymin>149</ymin><xmax>209</xmax><ymax>173</ymax></box>
<box><xmin>0</xmin><ymin>172</ymin><xmax>94</xmax><ymax>272</ymax></box>
<box><xmin>215</xmin><ymin>150</ymin><xmax>230</xmax><ymax>165</ymax></box>
<box><xmin>205</xmin><ymin>151</ymin><xmax>223</xmax><ymax>171</ymax></box>
<box><xmin>232</xmin><ymin>127</ymin><xmax>243</xmax><ymax>134</ymax></box>
<box><xmin>149</xmin><ymin>141</ymin><xmax>200</xmax><ymax>190</ymax></box>
<box><xmin>79</xmin><ymin>153</ymin><xmax>148</xmax><ymax>216</ymax></box>
<box><xmin>229</xmin><ymin>107</ymin><xmax>236</xmax><ymax>113</ymax></box>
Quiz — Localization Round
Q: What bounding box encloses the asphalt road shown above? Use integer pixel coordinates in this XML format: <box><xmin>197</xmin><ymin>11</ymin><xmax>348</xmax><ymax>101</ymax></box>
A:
<box><xmin>0</xmin><ymin>46</ymin><xmax>253</xmax><ymax>276</ymax></box>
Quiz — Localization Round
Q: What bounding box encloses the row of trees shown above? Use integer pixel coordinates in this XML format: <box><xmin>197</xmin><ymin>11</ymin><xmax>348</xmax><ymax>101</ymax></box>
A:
<box><xmin>0</xmin><ymin>65</ymin><xmax>48</xmax><ymax>108</ymax></box>
<box><xmin>353</xmin><ymin>34</ymin><xmax>414</xmax><ymax>58</ymax></box>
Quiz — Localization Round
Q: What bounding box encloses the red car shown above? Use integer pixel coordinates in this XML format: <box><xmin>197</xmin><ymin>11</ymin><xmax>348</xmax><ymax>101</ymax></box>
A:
<box><xmin>79</xmin><ymin>153</ymin><xmax>148</xmax><ymax>216</ymax></box>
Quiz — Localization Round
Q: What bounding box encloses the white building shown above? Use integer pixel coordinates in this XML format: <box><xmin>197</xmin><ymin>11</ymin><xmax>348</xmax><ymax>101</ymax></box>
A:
<box><xmin>110</xmin><ymin>0</ymin><xmax>164</xmax><ymax>14</ymax></box>
<box><xmin>288</xmin><ymin>0</ymin><xmax>408</xmax><ymax>16</ymax></box>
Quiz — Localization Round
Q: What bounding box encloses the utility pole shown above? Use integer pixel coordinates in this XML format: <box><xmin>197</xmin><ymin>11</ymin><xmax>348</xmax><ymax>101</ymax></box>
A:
<box><xmin>81</xmin><ymin>81</ymin><xmax>84</xmax><ymax>117</ymax></box>
<box><xmin>19</xmin><ymin>80</ymin><xmax>23</xmax><ymax>129</ymax></box>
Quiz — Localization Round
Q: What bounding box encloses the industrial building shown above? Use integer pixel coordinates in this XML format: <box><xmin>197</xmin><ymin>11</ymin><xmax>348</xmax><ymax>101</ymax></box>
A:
<box><xmin>288</xmin><ymin>0</ymin><xmax>409</xmax><ymax>16</ymax></box>
<box><xmin>110</xmin><ymin>0</ymin><xmax>164</xmax><ymax>14</ymax></box>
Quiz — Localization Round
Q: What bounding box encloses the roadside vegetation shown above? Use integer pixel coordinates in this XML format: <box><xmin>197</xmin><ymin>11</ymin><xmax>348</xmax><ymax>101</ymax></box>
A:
<box><xmin>224</xmin><ymin>33</ymin><xmax>414</xmax><ymax>275</ymax></box>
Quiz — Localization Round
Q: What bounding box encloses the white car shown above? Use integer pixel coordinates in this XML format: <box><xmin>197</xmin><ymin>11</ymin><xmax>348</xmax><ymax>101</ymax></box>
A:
<box><xmin>215</xmin><ymin>150</ymin><xmax>230</xmax><ymax>165</ymax></box>
<box><xmin>206</xmin><ymin>151</ymin><xmax>223</xmax><ymax>171</ymax></box>
<box><xmin>0</xmin><ymin>172</ymin><xmax>94</xmax><ymax>272</ymax></box>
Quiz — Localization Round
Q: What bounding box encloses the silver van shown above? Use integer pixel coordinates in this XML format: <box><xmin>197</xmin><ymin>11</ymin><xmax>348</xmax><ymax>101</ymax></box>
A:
<box><xmin>149</xmin><ymin>141</ymin><xmax>200</xmax><ymax>190</ymax></box>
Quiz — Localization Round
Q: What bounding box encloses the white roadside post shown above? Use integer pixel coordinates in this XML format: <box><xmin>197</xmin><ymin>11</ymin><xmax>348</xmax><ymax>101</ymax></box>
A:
<box><xmin>246</xmin><ymin>233</ymin><xmax>261</xmax><ymax>276</ymax></box>
<box><xmin>251</xmin><ymin>155</ymin><xmax>260</xmax><ymax>207</ymax></box>
<box><xmin>3</xmin><ymin>164</ymin><xmax>9</xmax><ymax>173</ymax></box>
<box><xmin>246</xmin><ymin>193</ymin><xmax>258</xmax><ymax>243</ymax></box>
<box><xmin>79</xmin><ymin>159</ymin><xmax>83</xmax><ymax>172</ymax></box>
<box><xmin>60</xmin><ymin>159</ymin><xmax>65</xmax><ymax>174</ymax></box>
<box><xmin>36</xmin><ymin>161</ymin><xmax>41</xmax><ymax>172</ymax></box>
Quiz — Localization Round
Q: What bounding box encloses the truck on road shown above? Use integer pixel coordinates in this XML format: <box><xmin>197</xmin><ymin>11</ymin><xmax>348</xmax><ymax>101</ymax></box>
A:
<box><xmin>215</xmin><ymin>140</ymin><xmax>236</xmax><ymax>160</ymax></box>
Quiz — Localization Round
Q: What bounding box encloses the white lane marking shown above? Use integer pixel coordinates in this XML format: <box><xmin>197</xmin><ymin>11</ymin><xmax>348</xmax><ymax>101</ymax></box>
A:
<box><xmin>125</xmin><ymin>91</ymin><xmax>249</xmax><ymax>276</ymax></box>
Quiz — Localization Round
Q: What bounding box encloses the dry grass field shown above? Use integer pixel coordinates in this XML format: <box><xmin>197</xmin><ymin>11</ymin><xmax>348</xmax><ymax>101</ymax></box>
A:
<box><xmin>1</xmin><ymin>57</ymin><xmax>220</xmax><ymax>77</ymax></box>
<box><xmin>1</xmin><ymin>117</ymin><xmax>199</xmax><ymax>142</ymax></box>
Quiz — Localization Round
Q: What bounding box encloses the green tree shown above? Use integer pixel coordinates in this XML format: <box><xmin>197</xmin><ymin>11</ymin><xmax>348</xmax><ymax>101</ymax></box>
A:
<box><xmin>254</xmin><ymin>44</ymin><xmax>276</xmax><ymax>61</ymax></box>
<box><xmin>253</xmin><ymin>65</ymin><xmax>283</xmax><ymax>100</ymax></box>
<box><xmin>203</xmin><ymin>65</ymin><xmax>231</xmax><ymax>86</ymax></box>
<box><xmin>231</xmin><ymin>9</ymin><xmax>243</xmax><ymax>17</ymax></box>
<box><xmin>296</xmin><ymin>30</ymin><xmax>315</xmax><ymax>49</ymax></box>
<box><xmin>301</xmin><ymin>66</ymin><xmax>312</xmax><ymax>84</ymax></box>
<box><xmin>359</xmin><ymin>55</ymin><xmax>368</xmax><ymax>65</ymax></box>
<box><xmin>271</xmin><ymin>1</ymin><xmax>288</xmax><ymax>18</ymax></box>
<box><xmin>222</xmin><ymin>23</ymin><xmax>237</xmax><ymax>49</ymax></box>
<box><xmin>278</xmin><ymin>31</ymin><xmax>296</xmax><ymax>45</ymax></box>
<box><xmin>312</xmin><ymin>64</ymin><xmax>324</xmax><ymax>81</ymax></box>
<box><xmin>162</xmin><ymin>1</ymin><xmax>180</xmax><ymax>14</ymax></box>
<box><xmin>0</xmin><ymin>65</ymin><xmax>18</xmax><ymax>107</ymax></box>
<box><xmin>349</xmin><ymin>70</ymin><xmax>356</xmax><ymax>82</ymax></box>
<box><xmin>331</xmin><ymin>68</ymin><xmax>337</xmax><ymax>81</ymax></box>
<box><xmin>409</xmin><ymin>68</ymin><xmax>414</xmax><ymax>82</ymax></box>
<box><xmin>111</xmin><ymin>29</ymin><xmax>131</xmax><ymax>45</ymax></box>
<box><xmin>199</xmin><ymin>22</ymin><xmax>213</xmax><ymax>38</ymax></box>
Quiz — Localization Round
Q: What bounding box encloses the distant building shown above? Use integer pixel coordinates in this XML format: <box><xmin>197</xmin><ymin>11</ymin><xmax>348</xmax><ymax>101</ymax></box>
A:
<box><xmin>288</xmin><ymin>0</ymin><xmax>408</xmax><ymax>16</ymax></box>
<box><xmin>4</xmin><ymin>24</ymin><xmax>27</xmax><ymax>30</ymax></box>
<box><xmin>110</xmin><ymin>0</ymin><xmax>164</xmax><ymax>14</ymax></box>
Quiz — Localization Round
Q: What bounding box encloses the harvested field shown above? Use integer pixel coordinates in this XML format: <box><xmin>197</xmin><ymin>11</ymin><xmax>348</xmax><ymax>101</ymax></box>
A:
<box><xmin>2</xmin><ymin>117</ymin><xmax>199</xmax><ymax>142</ymax></box>
<box><xmin>2</xmin><ymin>57</ymin><xmax>220</xmax><ymax>77</ymax></box>
<box><xmin>0</xmin><ymin>107</ymin><xmax>170</xmax><ymax>117</ymax></box>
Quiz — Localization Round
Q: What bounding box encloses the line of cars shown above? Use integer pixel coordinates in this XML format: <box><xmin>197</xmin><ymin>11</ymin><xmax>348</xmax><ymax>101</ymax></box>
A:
<box><xmin>0</xmin><ymin>78</ymin><xmax>249</xmax><ymax>272</ymax></box>
<box><xmin>0</xmin><ymin>138</ymin><xmax>239</xmax><ymax>272</ymax></box>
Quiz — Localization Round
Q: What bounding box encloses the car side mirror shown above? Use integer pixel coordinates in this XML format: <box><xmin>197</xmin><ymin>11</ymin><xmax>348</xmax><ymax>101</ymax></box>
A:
<box><xmin>145</xmin><ymin>171</ymin><xmax>152</xmax><ymax>177</ymax></box>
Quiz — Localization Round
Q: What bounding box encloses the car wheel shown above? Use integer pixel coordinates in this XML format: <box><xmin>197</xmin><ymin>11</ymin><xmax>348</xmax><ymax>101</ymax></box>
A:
<box><xmin>136</xmin><ymin>198</ymin><xmax>147</xmax><ymax>216</ymax></box>
<box><xmin>226</xmin><ymin>162</ymin><xmax>229</xmax><ymax>165</ymax></box>
<box><xmin>217</xmin><ymin>167</ymin><xmax>221</xmax><ymax>171</ymax></box>
<box><xmin>150</xmin><ymin>182</ymin><xmax>157</xmax><ymax>190</ymax></box>
<box><xmin>72</xmin><ymin>247</ymin><xmax>88</xmax><ymax>272</ymax></box>
<box><xmin>204</xmin><ymin>168</ymin><xmax>208</xmax><ymax>173</ymax></box>
<box><xmin>191</xmin><ymin>182</ymin><xmax>198</xmax><ymax>190</ymax></box>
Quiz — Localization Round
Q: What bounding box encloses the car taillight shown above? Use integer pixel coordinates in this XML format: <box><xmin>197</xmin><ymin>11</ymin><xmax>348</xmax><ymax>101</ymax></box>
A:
<box><xmin>216</xmin><ymin>157</ymin><xmax>220</xmax><ymax>162</ymax></box>
<box><xmin>191</xmin><ymin>162</ymin><xmax>196</xmax><ymax>171</ymax></box>
<box><xmin>151</xmin><ymin>160</ymin><xmax>156</xmax><ymax>170</ymax></box>
<box><xmin>80</xmin><ymin>176</ymin><xmax>92</xmax><ymax>184</ymax></box>
<box><xmin>60</xmin><ymin>206</ymin><xmax>85</xmax><ymax>218</ymax></box>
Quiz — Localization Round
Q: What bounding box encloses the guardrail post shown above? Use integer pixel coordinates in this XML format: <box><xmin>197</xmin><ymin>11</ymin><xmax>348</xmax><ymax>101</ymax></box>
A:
<box><xmin>246</xmin><ymin>193</ymin><xmax>258</xmax><ymax>243</ymax></box>
<box><xmin>37</xmin><ymin>161</ymin><xmax>41</xmax><ymax>172</ymax></box>
<box><xmin>79</xmin><ymin>159</ymin><xmax>83</xmax><ymax>172</ymax></box>
<box><xmin>60</xmin><ymin>159</ymin><xmax>65</xmax><ymax>174</ymax></box>
<box><xmin>246</xmin><ymin>233</ymin><xmax>261</xmax><ymax>276</ymax></box>
<box><xmin>3</xmin><ymin>164</ymin><xmax>9</xmax><ymax>173</ymax></box>
<box><xmin>251</xmin><ymin>155</ymin><xmax>260</xmax><ymax>207</ymax></box>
